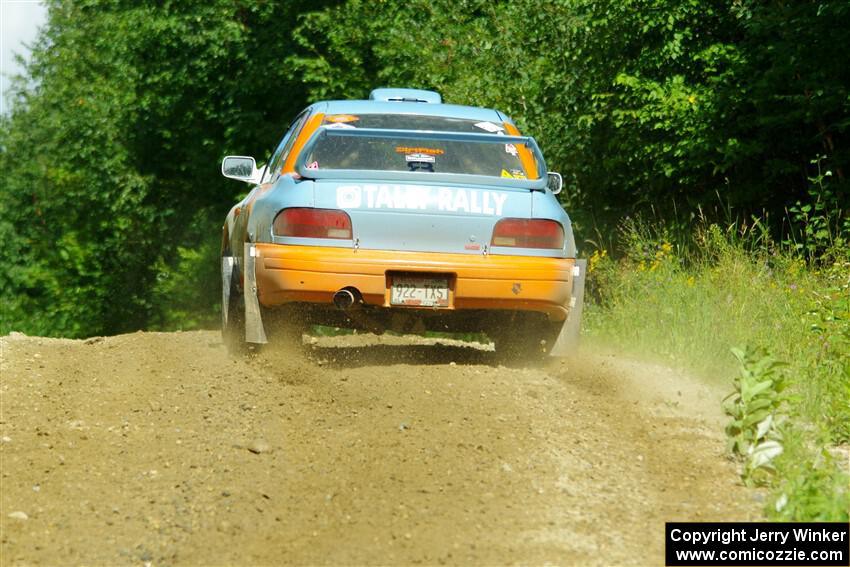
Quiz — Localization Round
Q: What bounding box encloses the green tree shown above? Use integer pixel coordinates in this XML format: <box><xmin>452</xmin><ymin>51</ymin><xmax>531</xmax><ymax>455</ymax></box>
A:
<box><xmin>0</xmin><ymin>0</ymin><xmax>332</xmax><ymax>336</ymax></box>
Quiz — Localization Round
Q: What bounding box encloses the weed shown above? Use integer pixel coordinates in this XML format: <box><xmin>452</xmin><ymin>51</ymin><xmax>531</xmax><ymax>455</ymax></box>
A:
<box><xmin>723</xmin><ymin>347</ymin><xmax>787</xmax><ymax>486</ymax></box>
<box><xmin>784</xmin><ymin>156</ymin><xmax>850</xmax><ymax>263</ymax></box>
<box><xmin>768</xmin><ymin>430</ymin><xmax>850</xmax><ymax>522</ymax></box>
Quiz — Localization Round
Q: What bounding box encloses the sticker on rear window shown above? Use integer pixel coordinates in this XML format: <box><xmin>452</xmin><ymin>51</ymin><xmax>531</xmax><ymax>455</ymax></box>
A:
<box><xmin>501</xmin><ymin>168</ymin><xmax>526</xmax><ymax>179</ymax></box>
<box><xmin>325</xmin><ymin>122</ymin><xmax>356</xmax><ymax>129</ymax></box>
<box><xmin>505</xmin><ymin>143</ymin><xmax>518</xmax><ymax>156</ymax></box>
<box><xmin>474</xmin><ymin>121</ymin><xmax>505</xmax><ymax>133</ymax></box>
<box><xmin>395</xmin><ymin>146</ymin><xmax>445</xmax><ymax>156</ymax></box>
<box><xmin>405</xmin><ymin>153</ymin><xmax>435</xmax><ymax>172</ymax></box>
<box><xmin>404</xmin><ymin>153</ymin><xmax>436</xmax><ymax>164</ymax></box>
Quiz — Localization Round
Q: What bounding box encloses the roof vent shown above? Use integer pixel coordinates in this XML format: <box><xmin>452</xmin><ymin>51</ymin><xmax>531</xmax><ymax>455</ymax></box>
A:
<box><xmin>368</xmin><ymin>88</ymin><xmax>442</xmax><ymax>104</ymax></box>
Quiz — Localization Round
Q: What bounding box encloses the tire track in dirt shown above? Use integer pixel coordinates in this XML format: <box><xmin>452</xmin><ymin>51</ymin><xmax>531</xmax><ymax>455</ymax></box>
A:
<box><xmin>0</xmin><ymin>331</ymin><xmax>761</xmax><ymax>565</ymax></box>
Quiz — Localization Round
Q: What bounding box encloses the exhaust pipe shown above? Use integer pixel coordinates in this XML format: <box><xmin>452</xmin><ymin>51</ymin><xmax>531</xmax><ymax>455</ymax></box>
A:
<box><xmin>333</xmin><ymin>287</ymin><xmax>362</xmax><ymax>311</ymax></box>
<box><xmin>332</xmin><ymin>287</ymin><xmax>385</xmax><ymax>334</ymax></box>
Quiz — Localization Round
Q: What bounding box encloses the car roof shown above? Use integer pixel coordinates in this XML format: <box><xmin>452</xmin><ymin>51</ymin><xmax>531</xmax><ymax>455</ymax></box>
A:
<box><xmin>312</xmin><ymin>100</ymin><xmax>510</xmax><ymax>124</ymax></box>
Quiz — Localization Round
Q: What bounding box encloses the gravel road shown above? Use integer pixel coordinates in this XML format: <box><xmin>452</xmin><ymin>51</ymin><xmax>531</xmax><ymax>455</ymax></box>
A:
<box><xmin>0</xmin><ymin>331</ymin><xmax>761</xmax><ymax>565</ymax></box>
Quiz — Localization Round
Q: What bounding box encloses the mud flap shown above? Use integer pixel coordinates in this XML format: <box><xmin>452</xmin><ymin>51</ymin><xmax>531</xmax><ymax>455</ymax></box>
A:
<box><xmin>221</xmin><ymin>256</ymin><xmax>235</xmax><ymax>328</ymax></box>
<box><xmin>549</xmin><ymin>259</ymin><xmax>586</xmax><ymax>357</ymax></box>
<box><xmin>243</xmin><ymin>243</ymin><xmax>268</xmax><ymax>344</ymax></box>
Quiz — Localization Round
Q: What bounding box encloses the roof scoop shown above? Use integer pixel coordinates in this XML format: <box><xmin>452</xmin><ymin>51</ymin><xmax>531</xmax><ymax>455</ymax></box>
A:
<box><xmin>369</xmin><ymin>88</ymin><xmax>442</xmax><ymax>104</ymax></box>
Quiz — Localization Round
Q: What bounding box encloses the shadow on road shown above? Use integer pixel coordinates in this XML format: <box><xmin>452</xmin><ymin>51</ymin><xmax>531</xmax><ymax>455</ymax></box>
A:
<box><xmin>303</xmin><ymin>343</ymin><xmax>497</xmax><ymax>368</ymax></box>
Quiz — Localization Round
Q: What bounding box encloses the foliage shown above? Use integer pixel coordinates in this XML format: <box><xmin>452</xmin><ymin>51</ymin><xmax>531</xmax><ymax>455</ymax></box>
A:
<box><xmin>0</xmin><ymin>0</ymin><xmax>326</xmax><ymax>337</ymax></box>
<box><xmin>722</xmin><ymin>347</ymin><xmax>787</xmax><ymax>485</ymax></box>
<box><xmin>785</xmin><ymin>156</ymin><xmax>850</xmax><ymax>262</ymax></box>
<box><xmin>147</xmin><ymin>210</ymin><xmax>222</xmax><ymax>331</ymax></box>
<box><xmin>802</xmin><ymin>257</ymin><xmax>850</xmax><ymax>442</ymax></box>
<box><xmin>768</xmin><ymin>430</ymin><xmax>849</xmax><ymax>522</ymax></box>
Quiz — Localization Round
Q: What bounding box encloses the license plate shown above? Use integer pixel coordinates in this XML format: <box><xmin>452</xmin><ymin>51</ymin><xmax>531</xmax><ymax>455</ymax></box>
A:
<box><xmin>390</xmin><ymin>275</ymin><xmax>449</xmax><ymax>307</ymax></box>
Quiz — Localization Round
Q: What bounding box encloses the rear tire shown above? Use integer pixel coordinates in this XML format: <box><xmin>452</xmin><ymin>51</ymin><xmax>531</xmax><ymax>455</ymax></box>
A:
<box><xmin>222</xmin><ymin>264</ymin><xmax>246</xmax><ymax>355</ymax></box>
<box><xmin>261</xmin><ymin>304</ymin><xmax>306</xmax><ymax>351</ymax></box>
<box><xmin>488</xmin><ymin>313</ymin><xmax>563</xmax><ymax>363</ymax></box>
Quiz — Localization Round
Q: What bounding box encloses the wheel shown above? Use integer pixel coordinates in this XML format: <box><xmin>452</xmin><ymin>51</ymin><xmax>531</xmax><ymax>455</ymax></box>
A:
<box><xmin>221</xmin><ymin>261</ymin><xmax>246</xmax><ymax>355</ymax></box>
<box><xmin>260</xmin><ymin>304</ymin><xmax>306</xmax><ymax>351</ymax></box>
<box><xmin>488</xmin><ymin>313</ymin><xmax>563</xmax><ymax>363</ymax></box>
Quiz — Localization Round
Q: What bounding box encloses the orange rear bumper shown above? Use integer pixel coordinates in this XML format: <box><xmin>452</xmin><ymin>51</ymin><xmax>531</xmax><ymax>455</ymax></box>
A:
<box><xmin>254</xmin><ymin>244</ymin><xmax>575</xmax><ymax>321</ymax></box>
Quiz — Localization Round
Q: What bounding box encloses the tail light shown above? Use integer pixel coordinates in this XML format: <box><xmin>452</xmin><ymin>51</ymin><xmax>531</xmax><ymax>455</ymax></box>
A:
<box><xmin>273</xmin><ymin>208</ymin><xmax>352</xmax><ymax>239</ymax></box>
<box><xmin>491</xmin><ymin>218</ymin><xmax>564</xmax><ymax>249</ymax></box>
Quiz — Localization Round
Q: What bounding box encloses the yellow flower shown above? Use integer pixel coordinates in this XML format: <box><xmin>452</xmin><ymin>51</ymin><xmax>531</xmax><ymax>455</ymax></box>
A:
<box><xmin>588</xmin><ymin>249</ymin><xmax>608</xmax><ymax>273</ymax></box>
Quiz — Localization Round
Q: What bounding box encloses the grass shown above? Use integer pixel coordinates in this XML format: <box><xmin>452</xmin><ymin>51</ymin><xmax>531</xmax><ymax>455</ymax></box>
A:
<box><xmin>583</xmin><ymin>218</ymin><xmax>849</xmax><ymax>521</ymax></box>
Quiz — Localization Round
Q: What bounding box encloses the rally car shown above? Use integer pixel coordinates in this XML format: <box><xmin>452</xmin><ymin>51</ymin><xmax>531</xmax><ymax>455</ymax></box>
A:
<box><xmin>220</xmin><ymin>88</ymin><xmax>585</xmax><ymax>357</ymax></box>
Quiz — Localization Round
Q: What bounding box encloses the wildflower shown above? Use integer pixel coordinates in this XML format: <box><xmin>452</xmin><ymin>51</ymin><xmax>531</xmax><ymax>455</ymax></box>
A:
<box><xmin>588</xmin><ymin>249</ymin><xmax>607</xmax><ymax>273</ymax></box>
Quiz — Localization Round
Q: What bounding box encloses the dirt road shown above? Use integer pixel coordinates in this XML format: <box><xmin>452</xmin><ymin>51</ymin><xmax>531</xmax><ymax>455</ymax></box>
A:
<box><xmin>0</xmin><ymin>331</ymin><xmax>761</xmax><ymax>565</ymax></box>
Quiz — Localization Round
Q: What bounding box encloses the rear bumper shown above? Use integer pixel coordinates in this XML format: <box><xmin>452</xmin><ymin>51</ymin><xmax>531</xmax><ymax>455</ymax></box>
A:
<box><xmin>254</xmin><ymin>243</ymin><xmax>575</xmax><ymax>321</ymax></box>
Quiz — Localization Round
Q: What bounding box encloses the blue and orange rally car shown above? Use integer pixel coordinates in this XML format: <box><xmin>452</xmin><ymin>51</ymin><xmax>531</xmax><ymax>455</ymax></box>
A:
<box><xmin>220</xmin><ymin>88</ymin><xmax>586</xmax><ymax>358</ymax></box>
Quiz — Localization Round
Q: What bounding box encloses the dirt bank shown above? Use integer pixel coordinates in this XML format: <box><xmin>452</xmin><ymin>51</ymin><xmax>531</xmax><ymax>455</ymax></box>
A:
<box><xmin>0</xmin><ymin>331</ymin><xmax>761</xmax><ymax>565</ymax></box>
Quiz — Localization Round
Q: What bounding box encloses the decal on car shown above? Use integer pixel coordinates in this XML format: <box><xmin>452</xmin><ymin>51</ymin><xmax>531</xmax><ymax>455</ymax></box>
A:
<box><xmin>500</xmin><ymin>168</ymin><xmax>527</xmax><ymax>179</ymax></box>
<box><xmin>336</xmin><ymin>184</ymin><xmax>508</xmax><ymax>215</ymax></box>
<box><xmin>473</xmin><ymin>121</ymin><xmax>505</xmax><ymax>133</ymax></box>
<box><xmin>404</xmin><ymin>153</ymin><xmax>436</xmax><ymax>164</ymax></box>
<box><xmin>395</xmin><ymin>146</ymin><xmax>445</xmax><ymax>156</ymax></box>
<box><xmin>405</xmin><ymin>153</ymin><xmax>436</xmax><ymax>172</ymax></box>
<box><xmin>325</xmin><ymin>114</ymin><xmax>360</xmax><ymax>123</ymax></box>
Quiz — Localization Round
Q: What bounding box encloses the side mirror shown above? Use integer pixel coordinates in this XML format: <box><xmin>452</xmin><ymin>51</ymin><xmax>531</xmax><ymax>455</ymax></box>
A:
<box><xmin>222</xmin><ymin>156</ymin><xmax>261</xmax><ymax>184</ymax></box>
<box><xmin>547</xmin><ymin>172</ymin><xmax>563</xmax><ymax>195</ymax></box>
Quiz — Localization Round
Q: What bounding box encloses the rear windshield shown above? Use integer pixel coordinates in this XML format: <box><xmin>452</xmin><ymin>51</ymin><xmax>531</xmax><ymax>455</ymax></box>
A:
<box><xmin>304</xmin><ymin>113</ymin><xmax>537</xmax><ymax>179</ymax></box>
